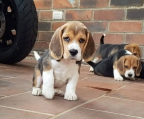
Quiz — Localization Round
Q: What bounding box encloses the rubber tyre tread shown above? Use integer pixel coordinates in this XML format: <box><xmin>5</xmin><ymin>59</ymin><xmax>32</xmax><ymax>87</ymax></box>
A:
<box><xmin>0</xmin><ymin>0</ymin><xmax>38</xmax><ymax>64</ymax></box>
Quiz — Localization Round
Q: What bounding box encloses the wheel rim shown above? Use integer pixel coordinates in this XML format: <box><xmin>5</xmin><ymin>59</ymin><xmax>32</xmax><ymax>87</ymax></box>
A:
<box><xmin>0</xmin><ymin>0</ymin><xmax>17</xmax><ymax>50</ymax></box>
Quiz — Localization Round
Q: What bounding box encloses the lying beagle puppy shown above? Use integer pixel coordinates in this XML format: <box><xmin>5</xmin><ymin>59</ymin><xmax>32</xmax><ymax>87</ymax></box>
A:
<box><xmin>136</xmin><ymin>61</ymin><xmax>144</xmax><ymax>79</ymax></box>
<box><xmin>89</xmin><ymin>34</ymin><xmax>141</xmax><ymax>72</ymax></box>
<box><xmin>32</xmin><ymin>21</ymin><xmax>95</xmax><ymax>101</ymax></box>
<box><xmin>87</xmin><ymin>49</ymin><xmax>142</xmax><ymax>81</ymax></box>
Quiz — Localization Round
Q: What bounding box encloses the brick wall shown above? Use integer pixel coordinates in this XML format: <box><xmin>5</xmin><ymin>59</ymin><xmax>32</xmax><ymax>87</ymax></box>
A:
<box><xmin>33</xmin><ymin>0</ymin><xmax>144</xmax><ymax>58</ymax></box>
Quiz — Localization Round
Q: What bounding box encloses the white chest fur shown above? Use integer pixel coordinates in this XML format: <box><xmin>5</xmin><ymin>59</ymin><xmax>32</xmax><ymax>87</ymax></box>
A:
<box><xmin>51</xmin><ymin>59</ymin><xmax>79</xmax><ymax>88</ymax></box>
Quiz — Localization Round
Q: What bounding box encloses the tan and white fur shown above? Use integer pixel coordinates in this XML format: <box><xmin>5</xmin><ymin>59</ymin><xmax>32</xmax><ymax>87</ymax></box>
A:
<box><xmin>113</xmin><ymin>55</ymin><xmax>142</xmax><ymax>81</ymax></box>
<box><xmin>89</xmin><ymin>34</ymin><xmax>141</xmax><ymax>72</ymax></box>
<box><xmin>32</xmin><ymin>21</ymin><xmax>95</xmax><ymax>101</ymax></box>
<box><xmin>87</xmin><ymin>49</ymin><xmax>142</xmax><ymax>81</ymax></box>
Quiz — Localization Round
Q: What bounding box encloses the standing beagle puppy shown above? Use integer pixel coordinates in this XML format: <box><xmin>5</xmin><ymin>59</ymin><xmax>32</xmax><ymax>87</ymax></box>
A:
<box><xmin>87</xmin><ymin>50</ymin><xmax>142</xmax><ymax>81</ymax></box>
<box><xmin>89</xmin><ymin>34</ymin><xmax>141</xmax><ymax>72</ymax></box>
<box><xmin>32</xmin><ymin>21</ymin><xmax>95</xmax><ymax>100</ymax></box>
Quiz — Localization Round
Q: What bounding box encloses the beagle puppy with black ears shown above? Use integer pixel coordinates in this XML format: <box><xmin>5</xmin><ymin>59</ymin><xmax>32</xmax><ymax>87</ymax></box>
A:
<box><xmin>32</xmin><ymin>21</ymin><xmax>95</xmax><ymax>101</ymax></box>
<box><xmin>87</xmin><ymin>49</ymin><xmax>142</xmax><ymax>81</ymax></box>
<box><xmin>89</xmin><ymin>34</ymin><xmax>141</xmax><ymax>72</ymax></box>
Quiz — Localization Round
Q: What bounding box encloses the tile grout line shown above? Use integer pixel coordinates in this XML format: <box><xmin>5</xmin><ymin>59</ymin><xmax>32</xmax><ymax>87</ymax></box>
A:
<box><xmin>0</xmin><ymin>77</ymin><xmax>14</xmax><ymax>81</ymax></box>
<box><xmin>0</xmin><ymin>75</ymin><xmax>32</xmax><ymax>81</ymax></box>
<box><xmin>0</xmin><ymin>78</ymin><xmax>32</xmax><ymax>84</ymax></box>
<box><xmin>115</xmin><ymin>84</ymin><xmax>129</xmax><ymax>90</ymax></box>
<box><xmin>80</xmin><ymin>75</ymin><xmax>95</xmax><ymax>80</ymax></box>
<box><xmin>104</xmin><ymin>95</ymin><xmax>144</xmax><ymax>104</ymax></box>
<box><xmin>0</xmin><ymin>94</ymin><xmax>6</xmax><ymax>97</ymax></box>
<box><xmin>111</xmin><ymin>82</ymin><xmax>132</xmax><ymax>92</ymax></box>
<box><xmin>0</xmin><ymin>79</ymin><xmax>19</xmax><ymax>84</ymax></box>
<box><xmin>49</xmin><ymin>94</ymin><xmax>106</xmax><ymax>119</ymax></box>
<box><xmin>81</xmin><ymin>107</ymin><xmax>144</xmax><ymax>119</ymax></box>
<box><xmin>0</xmin><ymin>105</ymin><xmax>55</xmax><ymax>117</ymax></box>
<box><xmin>0</xmin><ymin>91</ymin><xmax>31</xmax><ymax>100</ymax></box>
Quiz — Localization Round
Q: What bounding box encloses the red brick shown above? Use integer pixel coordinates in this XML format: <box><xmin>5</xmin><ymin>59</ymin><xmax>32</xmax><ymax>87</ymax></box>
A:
<box><xmin>111</xmin><ymin>0</ymin><xmax>144</xmax><ymax>7</ymax></box>
<box><xmin>109</xmin><ymin>21</ymin><xmax>142</xmax><ymax>32</ymax></box>
<box><xmin>34</xmin><ymin>0</ymin><xmax>52</xmax><ymax>10</ymax></box>
<box><xmin>66</xmin><ymin>10</ymin><xmax>92</xmax><ymax>21</ymax></box>
<box><xmin>96</xmin><ymin>0</ymin><xmax>109</xmax><ymax>7</ymax></box>
<box><xmin>38</xmin><ymin>31</ymin><xmax>54</xmax><ymax>41</ymax></box>
<box><xmin>93</xmin><ymin>33</ymin><xmax>124</xmax><ymax>44</ymax></box>
<box><xmin>39</xmin><ymin>11</ymin><xmax>52</xmax><ymax>20</ymax></box>
<box><xmin>80</xmin><ymin>0</ymin><xmax>109</xmax><ymax>8</ymax></box>
<box><xmin>83</xmin><ymin>22</ymin><xmax>107</xmax><ymax>32</ymax></box>
<box><xmin>34</xmin><ymin>41</ymin><xmax>49</xmax><ymax>50</ymax></box>
<box><xmin>36</xmin><ymin>32</ymin><xmax>39</xmax><ymax>41</ymax></box>
<box><xmin>126</xmin><ymin>34</ymin><xmax>144</xmax><ymax>45</ymax></box>
<box><xmin>127</xmin><ymin>8</ymin><xmax>144</xmax><ymax>20</ymax></box>
<box><xmin>53</xmin><ymin>0</ymin><xmax>78</xmax><ymax>9</ymax></box>
<box><xmin>52</xmin><ymin>22</ymin><xmax>67</xmax><ymax>31</ymax></box>
<box><xmin>94</xmin><ymin>10</ymin><xmax>124</xmax><ymax>20</ymax></box>
<box><xmin>38</xmin><ymin>22</ymin><xmax>51</xmax><ymax>31</ymax></box>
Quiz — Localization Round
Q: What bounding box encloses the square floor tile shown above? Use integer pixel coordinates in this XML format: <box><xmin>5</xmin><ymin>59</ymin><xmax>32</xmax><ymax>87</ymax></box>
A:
<box><xmin>82</xmin><ymin>96</ymin><xmax>144</xmax><ymax>118</ymax></box>
<box><xmin>0</xmin><ymin>80</ymin><xmax>31</xmax><ymax>96</ymax></box>
<box><xmin>107</xmin><ymin>83</ymin><xmax>144</xmax><ymax>102</ymax></box>
<box><xmin>54</xmin><ymin>107</ymin><xmax>139</xmax><ymax>119</ymax></box>
<box><xmin>0</xmin><ymin>87</ymin><xmax>106</xmax><ymax>115</ymax></box>
<box><xmin>0</xmin><ymin>106</ymin><xmax>51</xmax><ymax>119</ymax></box>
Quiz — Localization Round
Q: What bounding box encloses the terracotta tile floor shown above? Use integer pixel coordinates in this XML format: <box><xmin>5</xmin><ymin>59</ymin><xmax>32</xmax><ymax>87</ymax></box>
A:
<box><xmin>0</xmin><ymin>59</ymin><xmax>144</xmax><ymax>119</ymax></box>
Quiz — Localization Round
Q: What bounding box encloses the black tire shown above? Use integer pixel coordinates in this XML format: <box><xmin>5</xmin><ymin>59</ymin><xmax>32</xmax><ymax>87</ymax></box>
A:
<box><xmin>0</xmin><ymin>0</ymin><xmax>38</xmax><ymax>64</ymax></box>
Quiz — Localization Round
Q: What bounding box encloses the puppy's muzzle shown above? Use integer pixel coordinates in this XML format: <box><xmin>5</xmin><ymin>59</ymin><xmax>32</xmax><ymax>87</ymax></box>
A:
<box><xmin>69</xmin><ymin>49</ymin><xmax>78</xmax><ymax>56</ymax></box>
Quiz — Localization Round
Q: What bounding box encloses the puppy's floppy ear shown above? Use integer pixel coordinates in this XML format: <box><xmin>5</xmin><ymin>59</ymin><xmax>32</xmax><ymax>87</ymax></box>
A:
<box><xmin>124</xmin><ymin>44</ymin><xmax>132</xmax><ymax>52</ymax></box>
<box><xmin>124</xmin><ymin>43</ymin><xmax>141</xmax><ymax>58</ymax></box>
<box><xmin>49</xmin><ymin>26</ymin><xmax>65</xmax><ymax>60</ymax></box>
<box><xmin>115</xmin><ymin>57</ymin><xmax>125</xmax><ymax>75</ymax></box>
<box><xmin>83</xmin><ymin>32</ymin><xmax>95</xmax><ymax>62</ymax></box>
<box><xmin>136</xmin><ymin>60</ymin><xmax>142</xmax><ymax>76</ymax></box>
<box><xmin>124</xmin><ymin>45</ymin><xmax>134</xmax><ymax>56</ymax></box>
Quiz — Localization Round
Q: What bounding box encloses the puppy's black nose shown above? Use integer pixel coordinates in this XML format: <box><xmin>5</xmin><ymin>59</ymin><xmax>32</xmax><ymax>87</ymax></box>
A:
<box><xmin>128</xmin><ymin>73</ymin><xmax>132</xmax><ymax>77</ymax></box>
<box><xmin>69</xmin><ymin>49</ymin><xmax>78</xmax><ymax>56</ymax></box>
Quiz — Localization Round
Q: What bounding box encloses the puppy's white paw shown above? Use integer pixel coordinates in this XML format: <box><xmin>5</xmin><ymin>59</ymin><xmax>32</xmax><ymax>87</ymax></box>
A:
<box><xmin>114</xmin><ymin>69</ymin><xmax>124</xmax><ymax>81</ymax></box>
<box><xmin>114</xmin><ymin>75</ymin><xmax>124</xmax><ymax>81</ymax></box>
<box><xmin>89</xmin><ymin>67</ymin><xmax>94</xmax><ymax>72</ymax></box>
<box><xmin>55</xmin><ymin>89</ymin><xmax>64</xmax><ymax>96</ymax></box>
<box><xmin>42</xmin><ymin>86</ymin><xmax>54</xmax><ymax>99</ymax></box>
<box><xmin>64</xmin><ymin>91</ymin><xmax>78</xmax><ymax>101</ymax></box>
<box><xmin>32</xmin><ymin>87</ymin><xmax>42</xmax><ymax>96</ymax></box>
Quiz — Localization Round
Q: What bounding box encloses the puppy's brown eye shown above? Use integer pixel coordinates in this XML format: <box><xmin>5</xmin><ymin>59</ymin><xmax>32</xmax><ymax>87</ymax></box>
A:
<box><xmin>79</xmin><ymin>38</ymin><xmax>85</xmax><ymax>43</ymax></box>
<box><xmin>125</xmin><ymin>65</ymin><xmax>128</xmax><ymax>68</ymax></box>
<box><xmin>134</xmin><ymin>53</ymin><xmax>137</xmax><ymax>56</ymax></box>
<box><xmin>133</xmin><ymin>67</ymin><xmax>137</xmax><ymax>69</ymax></box>
<box><xmin>63</xmin><ymin>37</ymin><xmax>70</xmax><ymax>42</ymax></box>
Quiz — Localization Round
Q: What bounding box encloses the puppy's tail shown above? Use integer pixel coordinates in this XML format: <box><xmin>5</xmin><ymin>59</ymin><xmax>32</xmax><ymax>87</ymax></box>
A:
<box><xmin>100</xmin><ymin>34</ymin><xmax>106</xmax><ymax>45</ymax></box>
<box><xmin>87</xmin><ymin>61</ymin><xmax>97</xmax><ymax>69</ymax></box>
<box><xmin>34</xmin><ymin>51</ymin><xmax>41</xmax><ymax>61</ymax></box>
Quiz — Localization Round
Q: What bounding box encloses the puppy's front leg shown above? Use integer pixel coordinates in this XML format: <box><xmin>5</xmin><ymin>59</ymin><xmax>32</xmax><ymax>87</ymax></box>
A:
<box><xmin>42</xmin><ymin>69</ymin><xmax>55</xmax><ymax>99</ymax></box>
<box><xmin>113</xmin><ymin>69</ymin><xmax>124</xmax><ymax>81</ymax></box>
<box><xmin>64</xmin><ymin>72</ymin><xmax>79</xmax><ymax>101</ymax></box>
